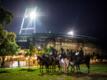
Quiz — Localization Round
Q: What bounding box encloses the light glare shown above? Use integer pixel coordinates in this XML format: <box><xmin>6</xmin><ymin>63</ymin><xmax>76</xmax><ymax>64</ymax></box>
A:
<box><xmin>29</xmin><ymin>10</ymin><xmax>38</xmax><ymax>20</ymax></box>
<box><xmin>67</xmin><ymin>30</ymin><xmax>74</xmax><ymax>36</ymax></box>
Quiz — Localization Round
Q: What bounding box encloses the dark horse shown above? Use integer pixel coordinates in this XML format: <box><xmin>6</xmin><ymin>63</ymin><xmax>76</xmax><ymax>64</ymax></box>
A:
<box><xmin>37</xmin><ymin>54</ymin><xmax>61</xmax><ymax>73</ymax></box>
<box><xmin>37</xmin><ymin>55</ymin><xmax>46</xmax><ymax>73</ymax></box>
<box><xmin>69</xmin><ymin>54</ymin><xmax>91</xmax><ymax>73</ymax></box>
<box><xmin>37</xmin><ymin>54</ymin><xmax>52</xmax><ymax>73</ymax></box>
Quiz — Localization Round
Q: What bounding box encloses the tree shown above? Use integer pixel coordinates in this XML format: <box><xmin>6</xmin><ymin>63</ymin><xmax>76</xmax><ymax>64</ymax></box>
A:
<box><xmin>0</xmin><ymin>30</ymin><xmax>19</xmax><ymax>67</ymax></box>
<box><xmin>0</xmin><ymin>7</ymin><xmax>13</xmax><ymax>45</ymax></box>
<box><xmin>0</xmin><ymin>24</ymin><xmax>7</xmax><ymax>45</ymax></box>
<box><xmin>0</xmin><ymin>7</ymin><xmax>18</xmax><ymax>67</ymax></box>
<box><xmin>0</xmin><ymin>7</ymin><xmax>13</xmax><ymax>26</ymax></box>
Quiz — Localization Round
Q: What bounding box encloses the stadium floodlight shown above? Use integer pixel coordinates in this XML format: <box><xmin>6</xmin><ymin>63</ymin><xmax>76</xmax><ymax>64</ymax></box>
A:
<box><xmin>29</xmin><ymin>10</ymin><xmax>38</xmax><ymax>20</ymax></box>
<box><xmin>24</xmin><ymin>8</ymin><xmax>39</xmax><ymax>20</ymax></box>
<box><xmin>19</xmin><ymin>7</ymin><xmax>41</xmax><ymax>35</ymax></box>
<box><xmin>67</xmin><ymin>30</ymin><xmax>74</xmax><ymax>36</ymax></box>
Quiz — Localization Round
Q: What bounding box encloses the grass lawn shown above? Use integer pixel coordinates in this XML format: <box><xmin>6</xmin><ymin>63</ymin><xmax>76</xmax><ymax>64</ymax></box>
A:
<box><xmin>0</xmin><ymin>64</ymin><xmax>107</xmax><ymax>80</ymax></box>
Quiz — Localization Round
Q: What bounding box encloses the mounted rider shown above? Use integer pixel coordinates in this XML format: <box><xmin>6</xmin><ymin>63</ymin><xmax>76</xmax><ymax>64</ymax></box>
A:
<box><xmin>60</xmin><ymin>48</ymin><xmax>67</xmax><ymax>59</ymax></box>
<box><xmin>74</xmin><ymin>48</ymin><xmax>84</xmax><ymax>63</ymax></box>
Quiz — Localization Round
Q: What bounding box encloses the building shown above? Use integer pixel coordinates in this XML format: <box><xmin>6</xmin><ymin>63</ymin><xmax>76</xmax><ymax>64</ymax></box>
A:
<box><xmin>1</xmin><ymin>33</ymin><xmax>103</xmax><ymax>68</ymax></box>
<box><xmin>16</xmin><ymin>33</ymin><xmax>101</xmax><ymax>55</ymax></box>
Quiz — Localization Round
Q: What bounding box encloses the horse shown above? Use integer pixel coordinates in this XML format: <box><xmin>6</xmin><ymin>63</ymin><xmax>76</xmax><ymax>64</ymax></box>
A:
<box><xmin>69</xmin><ymin>54</ymin><xmax>91</xmax><ymax>73</ymax></box>
<box><xmin>37</xmin><ymin>55</ymin><xmax>46</xmax><ymax>73</ymax></box>
<box><xmin>59</xmin><ymin>48</ymin><xmax>70</xmax><ymax>73</ymax></box>
<box><xmin>37</xmin><ymin>54</ymin><xmax>61</xmax><ymax>73</ymax></box>
<box><xmin>37</xmin><ymin>54</ymin><xmax>52</xmax><ymax>72</ymax></box>
<box><xmin>59</xmin><ymin>57</ymin><xmax>70</xmax><ymax>73</ymax></box>
<box><xmin>37</xmin><ymin>47</ymin><xmax>71</xmax><ymax>73</ymax></box>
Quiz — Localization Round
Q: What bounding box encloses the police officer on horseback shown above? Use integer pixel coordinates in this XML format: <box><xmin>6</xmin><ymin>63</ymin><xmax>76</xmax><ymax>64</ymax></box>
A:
<box><xmin>60</xmin><ymin>48</ymin><xmax>67</xmax><ymax>59</ymax></box>
<box><xmin>75</xmin><ymin>47</ymin><xmax>84</xmax><ymax>63</ymax></box>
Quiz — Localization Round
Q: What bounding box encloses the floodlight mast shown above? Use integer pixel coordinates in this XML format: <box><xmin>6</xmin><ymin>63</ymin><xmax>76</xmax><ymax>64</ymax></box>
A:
<box><xmin>19</xmin><ymin>8</ymin><xmax>39</xmax><ymax>35</ymax></box>
<box><xmin>19</xmin><ymin>9</ymin><xmax>27</xmax><ymax>35</ymax></box>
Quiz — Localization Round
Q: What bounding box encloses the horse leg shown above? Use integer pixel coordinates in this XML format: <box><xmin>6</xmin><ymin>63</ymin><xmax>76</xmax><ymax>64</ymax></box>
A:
<box><xmin>52</xmin><ymin>64</ymin><xmax>55</xmax><ymax>72</ymax></box>
<box><xmin>53</xmin><ymin>65</ymin><xmax>56</xmax><ymax>72</ymax></box>
<box><xmin>67</xmin><ymin>65</ymin><xmax>70</xmax><ymax>73</ymax></box>
<box><xmin>69</xmin><ymin>62</ymin><xmax>74</xmax><ymax>72</ymax></box>
<box><xmin>58</xmin><ymin>65</ymin><xmax>60</xmax><ymax>72</ymax></box>
<box><xmin>67</xmin><ymin>61</ymin><xmax>70</xmax><ymax>73</ymax></box>
<box><xmin>64</xmin><ymin>60</ymin><xmax>69</xmax><ymax>73</ymax></box>
<box><xmin>75</xmin><ymin>64</ymin><xmax>80</xmax><ymax>72</ymax></box>
<box><xmin>77</xmin><ymin>64</ymin><xmax>80</xmax><ymax>72</ymax></box>
<box><xmin>51</xmin><ymin>64</ymin><xmax>54</xmax><ymax>72</ymax></box>
<box><xmin>40</xmin><ymin>65</ymin><xmax>43</xmax><ymax>73</ymax></box>
<box><xmin>78</xmin><ymin>65</ymin><xmax>80</xmax><ymax>72</ymax></box>
<box><xmin>70</xmin><ymin>65</ymin><xmax>74</xmax><ymax>72</ymax></box>
<box><xmin>40</xmin><ymin>65</ymin><xmax>41</xmax><ymax>73</ymax></box>
<box><xmin>71</xmin><ymin>65</ymin><xmax>75</xmax><ymax>73</ymax></box>
<box><xmin>51</xmin><ymin>65</ymin><xmax>53</xmax><ymax>72</ymax></box>
<box><xmin>86</xmin><ymin>63</ymin><xmax>90</xmax><ymax>73</ymax></box>
<box><xmin>45</xmin><ymin>65</ymin><xmax>48</xmax><ymax>73</ymax></box>
<box><xmin>64</xmin><ymin>64</ymin><xmax>67</xmax><ymax>73</ymax></box>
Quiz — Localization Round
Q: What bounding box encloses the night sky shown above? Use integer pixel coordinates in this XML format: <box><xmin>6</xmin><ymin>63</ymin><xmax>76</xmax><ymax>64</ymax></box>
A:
<box><xmin>0</xmin><ymin>0</ymin><xmax>106</xmax><ymax>44</ymax></box>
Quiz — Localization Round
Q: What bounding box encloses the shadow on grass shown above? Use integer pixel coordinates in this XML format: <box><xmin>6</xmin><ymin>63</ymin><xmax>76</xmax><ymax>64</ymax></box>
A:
<box><xmin>38</xmin><ymin>71</ymin><xmax>74</xmax><ymax>76</ymax></box>
<box><xmin>19</xmin><ymin>68</ymin><xmax>37</xmax><ymax>72</ymax></box>
<box><xmin>38</xmin><ymin>71</ymin><xmax>59</xmax><ymax>76</ymax></box>
<box><xmin>68</xmin><ymin>72</ymin><xmax>107</xmax><ymax>79</ymax></box>
<box><xmin>88</xmin><ymin>73</ymin><xmax>107</xmax><ymax>78</ymax></box>
<box><xmin>0</xmin><ymin>70</ymin><xmax>10</xmax><ymax>73</ymax></box>
<box><xmin>38</xmin><ymin>70</ymin><xmax>107</xmax><ymax>79</ymax></box>
<box><xmin>67</xmin><ymin>72</ymin><xmax>88</xmax><ymax>76</ymax></box>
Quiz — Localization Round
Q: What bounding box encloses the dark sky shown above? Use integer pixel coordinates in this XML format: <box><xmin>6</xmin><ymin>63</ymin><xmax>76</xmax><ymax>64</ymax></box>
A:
<box><xmin>1</xmin><ymin>0</ymin><xmax>107</xmax><ymax>41</ymax></box>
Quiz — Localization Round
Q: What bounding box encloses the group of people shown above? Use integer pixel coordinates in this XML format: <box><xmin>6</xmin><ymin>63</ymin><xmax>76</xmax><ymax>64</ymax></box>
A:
<box><xmin>45</xmin><ymin>46</ymin><xmax>84</xmax><ymax>61</ymax></box>
<box><xmin>37</xmin><ymin>46</ymin><xmax>90</xmax><ymax>73</ymax></box>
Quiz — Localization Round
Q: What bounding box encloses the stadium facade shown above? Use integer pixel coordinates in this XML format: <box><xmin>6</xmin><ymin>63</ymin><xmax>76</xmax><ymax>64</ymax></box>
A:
<box><xmin>1</xmin><ymin>33</ymin><xmax>103</xmax><ymax>68</ymax></box>
<box><xmin>16</xmin><ymin>33</ymin><xmax>101</xmax><ymax>55</ymax></box>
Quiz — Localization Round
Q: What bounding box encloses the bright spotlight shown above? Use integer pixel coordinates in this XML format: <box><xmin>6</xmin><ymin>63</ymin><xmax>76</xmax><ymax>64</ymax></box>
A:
<box><xmin>19</xmin><ymin>7</ymin><xmax>41</xmax><ymax>35</ymax></box>
<box><xmin>29</xmin><ymin>10</ymin><xmax>38</xmax><ymax>20</ymax></box>
<box><xmin>67</xmin><ymin>30</ymin><xmax>74</xmax><ymax>36</ymax></box>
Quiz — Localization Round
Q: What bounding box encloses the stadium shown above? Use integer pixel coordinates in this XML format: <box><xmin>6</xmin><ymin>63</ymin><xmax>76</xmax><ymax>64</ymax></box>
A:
<box><xmin>16</xmin><ymin>33</ymin><xmax>101</xmax><ymax>55</ymax></box>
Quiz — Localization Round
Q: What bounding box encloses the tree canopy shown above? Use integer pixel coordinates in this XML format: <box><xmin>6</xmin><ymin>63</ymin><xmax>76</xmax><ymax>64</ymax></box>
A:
<box><xmin>0</xmin><ymin>7</ymin><xmax>13</xmax><ymax>26</ymax></box>
<box><xmin>0</xmin><ymin>7</ymin><xmax>19</xmax><ymax>67</ymax></box>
